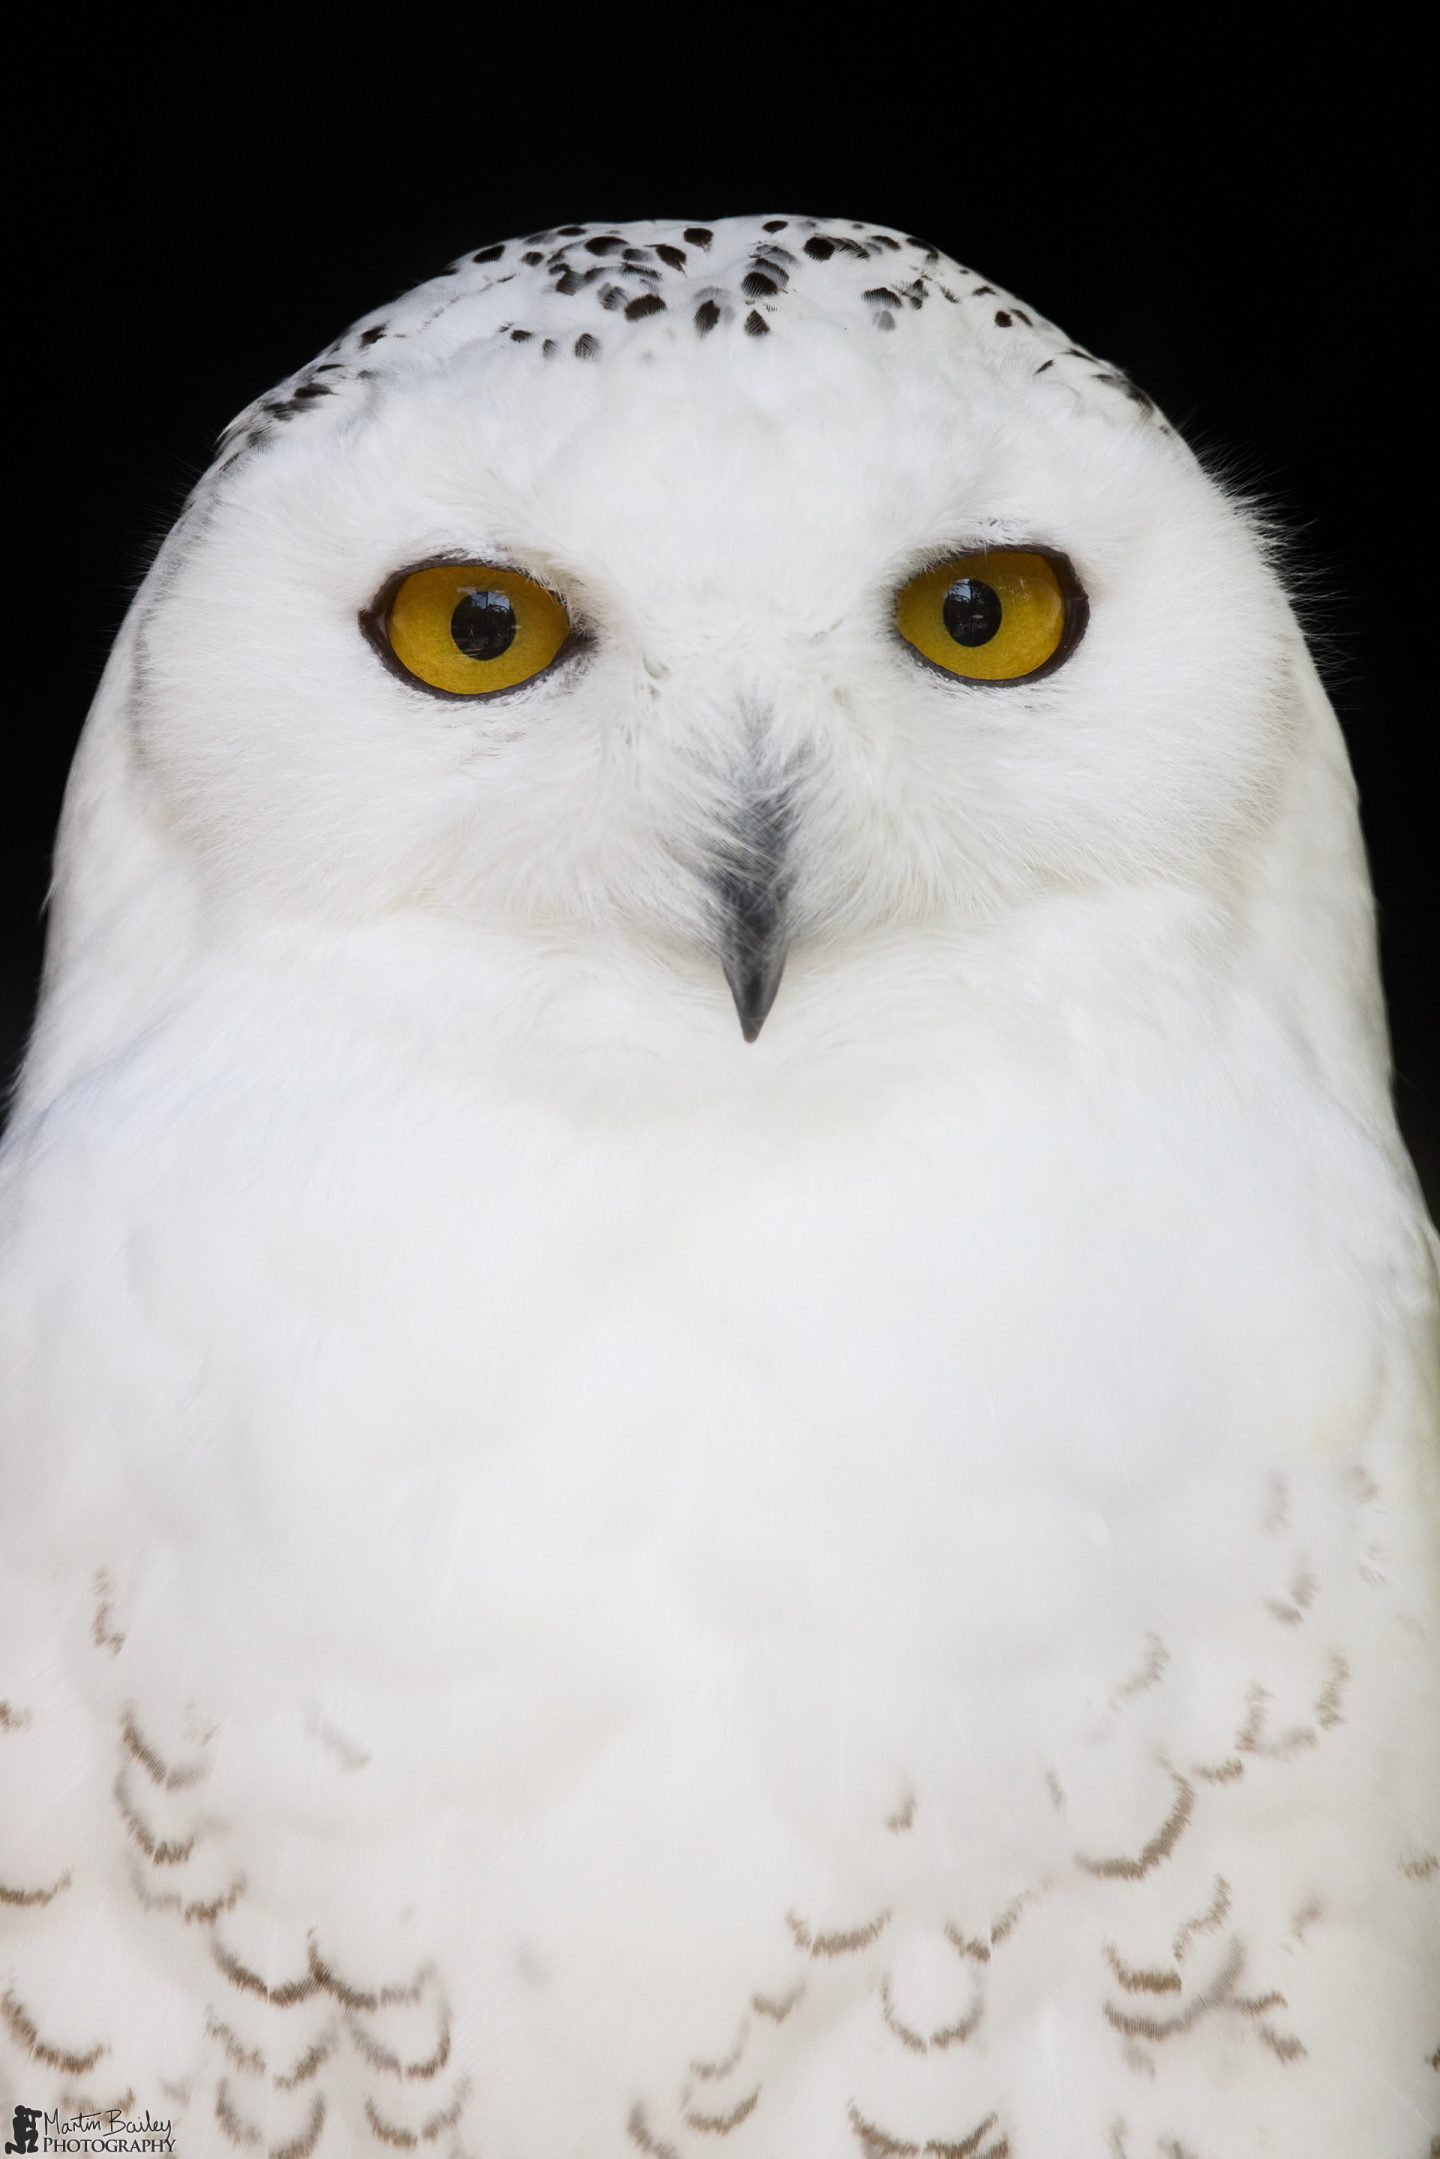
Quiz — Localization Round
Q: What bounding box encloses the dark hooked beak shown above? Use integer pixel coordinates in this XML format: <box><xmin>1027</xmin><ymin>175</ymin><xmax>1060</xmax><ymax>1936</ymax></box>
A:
<box><xmin>712</xmin><ymin>789</ymin><xmax>794</xmax><ymax>1042</ymax></box>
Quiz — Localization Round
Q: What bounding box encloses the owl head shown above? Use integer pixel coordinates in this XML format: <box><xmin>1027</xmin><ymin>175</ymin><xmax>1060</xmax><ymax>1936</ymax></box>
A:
<box><xmin>24</xmin><ymin>215</ymin><xmax>1388</xmax><ymax>1113</ymax></box>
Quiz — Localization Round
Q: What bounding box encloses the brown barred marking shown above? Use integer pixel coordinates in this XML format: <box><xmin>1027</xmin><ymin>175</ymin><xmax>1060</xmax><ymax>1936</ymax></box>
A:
<box><xmin>1314</xmin><ymin>1652</ymin><xmax>1350</xmax><ymax>1729</ymax></box>
<box><xmin>880</xmin><ymin>1973</ymin><xmax>981</xmax><ymax>2052</ymax></box>
<box><xmin>271</xmin><ymin>2098</ymin><xmax>327</xmax><ymax>2159</ymax></box>
<box><xmin>988</xmin><ymin>1892</ymin><xmax>1037</xmax><ymax>1946</ymax></box>
<box><xmin>1402</xmin><ymin>1853</ymin><xmax>1440</xmax><ymax>1881</ymax></box>
<box><xmin>627</xmin><ymin>2103</ymin><xmax>682</xmax><ymax>2158</ymax></box>
<box><xmin>944</xmin><ymin>1925</ymin><xmax>991</xmax><ymax>1964</ymax></box>
<box><xmin>348</xmin><ymin>2007</ymin><xmax>450</xmax><ymax>2078</ymax></box>
<box><xmin>1255</xmin><ymin>2024</ymin><xmax>1307</xmax><ymax>2063</ymax></box>
<box><xmin>1110</xmin><ymin>1634</ymin><xmax>1169</xmax><ymax>1706</ymax></box>
<box><xmin>684</xmin><ymin>2088</ymin><xmax>760</xmax><ymax>2134</ymax></box>
<box><xmin>689</xmin><ymin>2024</ymin><xmax>747</xmax><ymax>2079</ymax></box>
<box><xmin>847</xmin><ymin>2102</ymin><xmax>1007</xmax><ymax>2158</ymax></box>
<box><xmin>121</xmin><ymin>1707</ymin><xmax>205</xmax><ymax>1788</ymax></box>
<box><xmin>1104</xmin><ymin>1944</ymin><xmax>1182</xmax><ymax>1995</ymax></box>
<box><xmin>206</xmin><ymin>2014</ymin><xmax>265</xmax><ymax>2075</ymax></box>
<box><xmin>886</xmin><ymin>1790</ymin><xmax>916</xmax><ymax>1833</ymax></box>
<box><xmin>0</xmin><ymin>1869</ymin><xmax>71</xmax><ymax>1907</ymax></box>
<box><xmin>1103</xmin><ymin>1939</ymin><xmax>1242</xmax><ymax>2042</ymax></box>
<box><xmin>1290</xmin><ymin>1899</ymin><xmax>1322</xmax><ymax>1941</ymax></box>
<box><xmin>211</xmin><ymin>1936</ymin><xmax>317</xmax><ymax>2006</ymax></box>
<box><xmin>112</xmin><ymin>1767</ymin><xmax>198</xmax><ymax>1865</ymax></box>
<box><xmin>1236</xmin><ymin>1687</ymin><xmax>1317</xmax><ymax>1760</ymax></box>
<box><xmin>1076</xmin><ymin>1773</ymin><xmax>1194</xmax><ymax>1881</ymax></box>
<box><xmin>751</xmin><ymin>1985</ymin><xmax>803</xmax><ymax>2022</ymax></box>
<box><xmin>215</xmin><ymin>2077</ymin><xmax>262</xmax><ymax>2146</ymax></box>
<box><xmin>309</xmin><ymin>1941</ymin><xmax>429</xmax><ymax>2012</ymax></box>
<box><xmin>130</xmin><ymin>1855</ymin><xmax>246</xmax><ymax>1923</ymax></box>
<box><xmin>1266</xmin><ymin>1567</ymin><xmax>1317</xmax><ymax>1626</ymax></box>
<box><xmin>1</xmin><ymin>1987</ymin><xmax>107</xmax><ymax>2075</ymax></box>
<box><xmin>59</xmin><ymin>2088</ymin><xmax>135</xmax><ymax>2125</ymax></box>
<box><xmin>363</xmin><ymin>2084</ymin><xmax>467</xmax><ymax>2146</ymax></box>
<box><xmin>274</xmin><ymin>2029</ymin><xmax>337</xmax><ymax>2089</ymax></box>
<box><xmin>92</xmin><ymin>1570</ymin><xmax>126</xmax><ymax>1654</ymax></box>
<box><xmin>788</xmin><ymin>1907</ymin><xmax>890</xmax><ymax>1957</ymax></box>
<box><xmin>0</xmin><ymin>1700</ymin><xmax>31</xmax><ymax>1729</ymax></box>
<box><xmin>1192</xmin><ymin>1756</ymin><xmax>1245</xmax><ymax>1784</ymax></box>
<box><xmin>1172</xmin><ymin>1877</ymin><xmax>1231</xmax><ymax>1964</ymax></box>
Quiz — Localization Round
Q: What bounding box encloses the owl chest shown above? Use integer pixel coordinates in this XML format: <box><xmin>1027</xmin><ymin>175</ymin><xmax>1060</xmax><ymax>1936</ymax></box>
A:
<box><xmin>144</xmin><ymin>1048</ymin><xmax>1383</xmax><ymax>1713</ymax></box>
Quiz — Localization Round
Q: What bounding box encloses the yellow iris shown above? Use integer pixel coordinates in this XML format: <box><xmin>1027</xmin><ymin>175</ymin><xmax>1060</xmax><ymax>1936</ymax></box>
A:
<box><xmin>895</xmin><ymin>550</ymin><xmax>1081</xmax><ymax>683</ymax></box>
<box><xmin>375</xmin><ymin>563</ymin><xmax>572</xmax><ymax>697</ymax></box>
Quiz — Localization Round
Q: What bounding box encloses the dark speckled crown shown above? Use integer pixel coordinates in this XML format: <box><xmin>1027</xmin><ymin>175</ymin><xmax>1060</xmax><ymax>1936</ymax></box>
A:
<box><xmin>215</xmin><ymin>213</ymin><xmax>1165</xmax><ymax>474</ymax></box>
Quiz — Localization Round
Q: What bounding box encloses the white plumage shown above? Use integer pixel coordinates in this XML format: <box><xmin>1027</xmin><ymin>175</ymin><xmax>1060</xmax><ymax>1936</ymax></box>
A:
<box><xmin>2</xmin><ymin>214</ymin><xmax>1437</xmax><ymax>2159</ymax></box>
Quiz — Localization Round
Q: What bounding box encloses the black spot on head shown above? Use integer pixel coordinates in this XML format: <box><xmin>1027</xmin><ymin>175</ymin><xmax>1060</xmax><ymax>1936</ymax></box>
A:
<box><xmin>654</xmin><ymin>243</ymin><xmax>687</xmax><ymax>270</ymax></box>
<box><xmin>695</xmin><ymin>300</ymin><xmax>721</xmax><ymax>334</ymax></box>
<box><xmin>744</xmin><ymin>310</ymin><xmax>770</xmax><ymax>338</ymax></box>
<box><xmin>762</xmin><ymin>218</ymin><xmax>788</xmax><ymax>231</ymax></box>
<box><xmin>599</xmin><ymin>285</ymin><xmax>629</xmax><ymax>311</ymax></box>
<box><xmin>743</xmin><ymin>271</ymin><xmax>779</xmax><ymax>298</ymax></box>
<box><xmin>543</xmin><ymin>339</ymin><xmax>557</xmax><ymax>357</ymax></box>
<box><xmin>291</xmin><ymin>382</ymin><xmax>332</xmax><ymax>400</ymax></box>
<box><xmin>522</xmin><ymin>250</ymin><xmax>544</xmax><ymax>265</ymax></box>
<box><xmin>994</xmin><ymin>310</ymin><xmax>1013</xmax><ymax>327</ymax></box>
<box><xmin>622</xmin><ymin>246</ymin><xmax>654</xmax><ymax>263</ymax></box>
<box><xmin>684</xmin><ymin>226</ymin><xmax>713</xmax><ymax>248</ymax></box>
<box><xmin>472</xmin><ymin>244</ymin><xmax>505</xmax><ymax>263</ymax></box>
<box><xmin>585</xmin><ymin>235</ymin><xmax>623</xmax><ymax>255</ymax></box>
<box><xmin>804</xmin><ymin>236</ymin><xmax>835</xmax><ymax>261</ymax></box>
<box><xmin>869</xmin><ymin>233</ymin><xmax>901</xmax><ymax>250</ymax></box>
<box><xmin>904</xmin><ymin>236</ymin><xmax>939</xmax><ymax>256</ymax></box>
<box><xmin>556</xmin><ymin>267</ymin><xmax>602</xmax><ymax>296</ymax></box>
<box><xmin>359</xmin><ymin>325</ymin><xmax>387</xmax><ymax>346</ymax></box>
<box><xmin>1035</xmin><ymin>359</ymin><xmax>1054</xmax><ymax>374</ymax></box>
<box><xmin>510</xmin><ymin>329</ymin><xmax>533</xmax><ymax>342</ymax></box>
<box><xmin>574</xmin><ymin>333</ymin><xmax>600</xmax><ymax>359</ymax></box>
<box><xmin>830</xmin><ymin>236</ymin><xmax>869</xmax><ymax>257</ymax></box>
<box><xmin>973</xmin><ymin>285</ymin><xmax>995</xmax><ymax>297</ymax></box>
<box><xmin>1012</xmin><ymin>308</ymin><xmax>1033</xmax><ymax>326</ymax></box>
<box><xmin>558</xmin><ymin>224</ymin><xmax>586</xmax><ymax>237</ymax></box>
<box><xmin>757</xmin><ymin>245</ymin><xmax>796</xmax><ymax>268</ymax></box>
<box><xmin>874</xmin><ymin>311</ymin><xmax>896</xmax><ymax>332</ymax></box>
<box><xmin>624</xmin><ymin>292</ymin><xmax>667</xmax><ymax>320</ymax></box>
<box><xmin>863</xmin><ymin>287</ymin><xmax>900</xmax><ymax>307</ymax></box>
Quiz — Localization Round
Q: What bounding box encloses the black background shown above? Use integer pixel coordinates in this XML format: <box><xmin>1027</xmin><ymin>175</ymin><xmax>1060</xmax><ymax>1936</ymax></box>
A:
<box><xmin>7</xmin><ymin>61</ymin><xmax>1433</xmax><ymax>1200</ymax></box>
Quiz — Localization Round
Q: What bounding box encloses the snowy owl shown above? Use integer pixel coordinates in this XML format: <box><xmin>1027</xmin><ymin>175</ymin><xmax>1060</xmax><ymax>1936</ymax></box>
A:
<box><xmin>2</xmin><ymin>212</ymin><xmax>1437</xmax><ymax>2159</ymax></box>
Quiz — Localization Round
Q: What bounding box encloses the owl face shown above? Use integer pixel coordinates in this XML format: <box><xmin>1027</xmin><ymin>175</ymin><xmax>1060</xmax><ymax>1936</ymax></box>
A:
<box><xmin>133</xmin><ymin>218</ymin><xmax>1297</xmax><ymax>1039</ymax></box>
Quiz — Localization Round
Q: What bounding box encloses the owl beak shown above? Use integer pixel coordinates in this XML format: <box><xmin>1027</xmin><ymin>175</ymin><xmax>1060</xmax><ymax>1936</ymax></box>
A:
<box><xmin>719</xmin><ymin>879</ymin><xmax>790</xmax><ymax>1042</ymax></box>
<box><xmin>712</xmin><ymin>794</ymin><xmax>793</xmax><ymax>1042</ymax></box>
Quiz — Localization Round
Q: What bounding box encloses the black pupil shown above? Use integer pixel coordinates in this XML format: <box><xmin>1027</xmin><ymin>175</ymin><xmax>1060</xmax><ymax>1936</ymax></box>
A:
<box><xmin>942</xmin><ymin>578</ymin><xmax>1002</xmax><ymax>647</ymax></box>
<box><xmin>451</xmin><ymin>589</ymin><xmax>517</xmax><ymax>661</ymax></box>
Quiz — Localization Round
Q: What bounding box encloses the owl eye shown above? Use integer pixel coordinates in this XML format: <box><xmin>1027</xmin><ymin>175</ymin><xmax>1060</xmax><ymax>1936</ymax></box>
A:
<box><xmin>365</xmin><ymin>562</ymin><xmax>573</xmax><ymax>697</ymax></box>
<box><xmin>894</xmin><ymin>549</ymin><xmax>1086</xmax><ymax>684</ymax></box>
